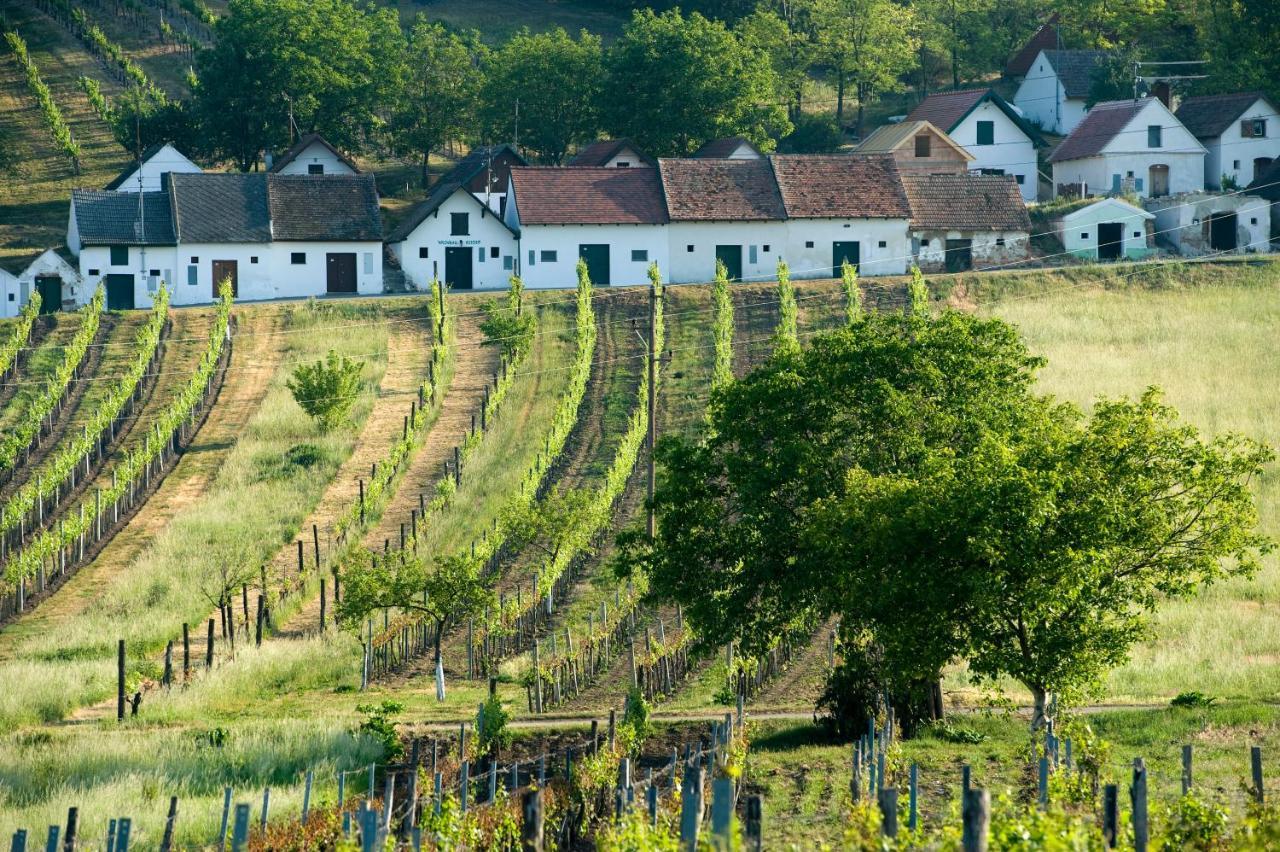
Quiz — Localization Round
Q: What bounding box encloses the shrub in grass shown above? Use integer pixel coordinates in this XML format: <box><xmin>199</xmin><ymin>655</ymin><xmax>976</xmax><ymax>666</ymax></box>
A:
<box><xmin>1171</xmin><ymin>691</ymin><xmax>1218</xmax><ymax>709</ymax></box>
<box><xmin>1157</xmin><ymin>793</ymin><xmax>1231</xmax><ymax>851</ymax></box>
<box><xmin>476</xmin><ymin>692</ymin><xmax>513</xmax><ymax>755</ymax></box>
<box><xmin>355</xmin><ymin>699</ymin><xmax>404</xmax><ymax>761</ymax></box>
<box><xmin>286</xmin><ymin>349</ymin><xmax>365</xmax><ymax>431</ymax></box>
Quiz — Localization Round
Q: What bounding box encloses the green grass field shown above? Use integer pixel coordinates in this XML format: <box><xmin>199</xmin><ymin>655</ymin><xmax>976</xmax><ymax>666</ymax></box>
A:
<box><xmin>0</xmin><ymin>263</ymin><xmax>1278</xmax><ymax>845</ymax></box>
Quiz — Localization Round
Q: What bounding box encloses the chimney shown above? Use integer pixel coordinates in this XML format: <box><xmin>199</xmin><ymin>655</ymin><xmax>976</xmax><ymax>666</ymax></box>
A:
<box><xmin>1152</xmin><ymin>81</ymin><xmax>1172</xmax><ymax>110</ymax></box>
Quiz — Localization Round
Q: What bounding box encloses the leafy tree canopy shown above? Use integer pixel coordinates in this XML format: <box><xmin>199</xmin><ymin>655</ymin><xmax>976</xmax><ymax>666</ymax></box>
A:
<box><xmin>604</xmin><ymin>8</ymin><xmax>789</xmax><ymax>156</ymax></box>
<box><xmin>479</xmin><ymin>27</ymin><xmax>603</xmax><ymax>165</ymax></box>
<box><xmin>286</xmin><ymin>349</ymin><xmax>364</xmax><ymax>432</ymax></box>
<box><xmin>622</xmin><ymin>307</ymin><xmax>1272</xmax><ymax>727</ymax></box>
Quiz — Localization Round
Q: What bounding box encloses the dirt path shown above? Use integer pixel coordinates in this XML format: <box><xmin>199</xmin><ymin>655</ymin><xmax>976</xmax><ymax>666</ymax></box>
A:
<box><xmin>0</xmin><ymin>309</ymin><xmax>285</xmax><ymax>646</ymax></box>
<box><xmin>277</xmin><ymin>312</ymin><xmax>495</xmax><ymax>639</ymax></box>
<box><xmin>749</xmin><ymin>620</ymin><xmax>838</xmax><ymax>713</ymax></box>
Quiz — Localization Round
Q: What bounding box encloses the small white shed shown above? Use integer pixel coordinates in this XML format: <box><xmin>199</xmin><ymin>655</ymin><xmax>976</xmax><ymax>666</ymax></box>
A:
<box><xmin>1056</xmin><ymin>198</ymin><xmax>1154</xmax><ymax>260</ymax></box>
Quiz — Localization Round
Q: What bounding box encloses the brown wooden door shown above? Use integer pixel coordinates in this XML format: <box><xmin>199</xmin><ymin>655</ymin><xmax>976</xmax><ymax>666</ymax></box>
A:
<box><xmin>326</xmin><ymin>253</ymin><xmax>357</xmax><ymax>293</ymax></box>
<box><xmin>211</xmin><ymin>260</ymin><xmax>238</xmax><ymax>297</ymax></box>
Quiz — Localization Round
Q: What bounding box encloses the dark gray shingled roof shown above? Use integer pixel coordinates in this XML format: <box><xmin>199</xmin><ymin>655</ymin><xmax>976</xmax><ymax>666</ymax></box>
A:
<box><xmin>386</xmin><ymin>145</ymin><xmax>525</xmax><ymax>243</ymax></box>
<box><xmin>168</xmin><ymin>173</ymin><xmax>271</xmax><ymax>243</ymax></box>
<box><xmin>71</xmin><ymin>190</ymin><xmax>176</xmax><ymax>245</ymax></box>
<box><xmin>1175</xmin><ymin>92</ymin><xmax>1273</xmax><ymax>139</ymax></box>
<box><xmin>73</xmin><ymin>173</ymin><xmax>382</xmax><ymax>246</ymax></box>
<box><xmin>268</xmin><ymin>174</ymin><xmax>382</xmax><ymax>241</ymax></box>
<box><xmin>1041</xmin><ymin>50</ymin><xmax>1109</xmax><ymax>99</ymax></box>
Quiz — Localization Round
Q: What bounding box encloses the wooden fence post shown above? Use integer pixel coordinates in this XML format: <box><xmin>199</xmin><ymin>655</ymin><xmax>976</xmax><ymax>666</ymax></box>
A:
<box><xmin>711</xmin><ymin>777</ymin><xmax>734</xmax><ymax>844</ymax></box>
<box><xmin>320</xmin><ymin>580</ymin><xmax>327</xmax><ymax>632</ymax></box>
<box><xmin>206</xmin><ymin>619</ymin><xmax>215</xmax><ymax>669</ymax></box>
<box><xmin>255</xmin><ymin>595</ymin><xmax>264</xmax><ymax>647</ymax></box>
<box><xmin>159</xmin><ymin>796</ymin><xmax>178</xmax><ymax>852</ymax></box>
<box><xmin>1103</xmin><ymin>784</ymin><xmax>1118</xmax><ymax>848</ymax></box>
<box><xmin>909</xmin><ymin>762</ymin><xmax>919</xmax><ymax>831</ymax></box>
<box><xmin>230</xmin><ymin>804</ymin><xmax>249</xmax><ymax>852</ymax></box>
<box><xmin>216</xmin><ymin>788</ymin><xmax>231</xmax><ymax>850</ymax></box>
<box><xmin>1252</xmin><ymin>746</ymin><xmax>1265</xmax><ymax>803</ymax></box>
<box><xmin>878</xmin><ymin>787</ymin><xmax>898</xmax><ymax>838</ymax></box>
<box><xmin>961</xmin><ymin>789</ymin><xmax>990</xmax><ymax>852</ymax></box>
<box><xmin>182</xmin><ymin>623</ymin><xmax>190</xmax><ymax>681</ymax></box>
<box><xmin>520</xmin><ymin>788</ymin><xmax>543</xmax><ymax>852</ymax></box>
<box><xmin>116</xmin><ymin>639</ymin><xmax>125</xmax><ymax>722</ymax></box>
<box><xmin>1131</xmin><ymin>759</ymin><xmax>1148</xmax><ymax>852</ymax></box>
<box><xmin>679</xmin><ymin>765</ymin><xmax>704</xmax><ymax>851</ymax></box>
<box><xmin>745</xmin><ymin>795</ymin><xmax>763</xmax><ymax>852</ymax></box>
<box><xmin>62</xmin><ymin>807</ymin><xmax>77</xmax><ymax>852</ymax></box>
<box><xmin>1182</xmin><ymin>744</ymin><xmax>1193</xmax><ymax>796</ymax></box>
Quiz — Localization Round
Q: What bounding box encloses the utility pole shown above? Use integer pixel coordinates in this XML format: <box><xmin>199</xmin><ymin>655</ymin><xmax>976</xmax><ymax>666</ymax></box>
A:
<box><xmin>646</xmin><ymin>278</ymin><xmax>659</xmax><ymax>540</ymax></box>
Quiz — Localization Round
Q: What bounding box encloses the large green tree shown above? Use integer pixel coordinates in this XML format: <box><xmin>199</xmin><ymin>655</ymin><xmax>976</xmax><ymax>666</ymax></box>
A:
<box><xmin>604</xmin><ymin>8</ymin><xmax>789</xmax><ymax>156</ymax></box>
<box><xmin>811</xmin><ymin>0</ymin><xmax>917</xmax><ymax>132</ymax></box>
<box><xmin>195</xmin><ymin>0</ymin><xmax>403</xmax><ymax>170</ymax></box>
<box><xmin>391</xmin><ymin>20</ymin><xmax>483</xmax><ymax>187</ymax></box>
<box><xmin>623</xmin><ymin>308</ymin><xmax>1271</xmax><ymax>729</ymax></box>
<box><xmin>478</xmin><ymin>28</ymin><xmax>603</xmax><ymax>164</ymax></box>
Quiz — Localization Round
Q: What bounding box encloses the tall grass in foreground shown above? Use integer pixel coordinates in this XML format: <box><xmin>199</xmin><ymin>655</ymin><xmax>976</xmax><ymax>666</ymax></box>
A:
<box><xmin>0</xmin><ymin>301</ymin><xmax>393</xmax><ymax>730</ymax></box>
<box><xmin>0</xmin><ymin>718</ymin><xmax>380</xmax><ymax>846</ymax></box>
<box><xmin>985</xmin><ymin>275</ymin><xmax>1280</xmax><ymax>702</ymax></box>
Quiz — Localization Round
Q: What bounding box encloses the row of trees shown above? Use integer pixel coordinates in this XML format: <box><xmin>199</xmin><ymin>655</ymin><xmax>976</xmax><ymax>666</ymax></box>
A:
<box><xmin>116</xmin><ymin>0</ymin><xmax>1280</xmax><ymax>175</ymax></box>
<box><xmin>622</xmin><ymin>292</ymin><xmax>1272</xmax><ymax>733</ymax></box>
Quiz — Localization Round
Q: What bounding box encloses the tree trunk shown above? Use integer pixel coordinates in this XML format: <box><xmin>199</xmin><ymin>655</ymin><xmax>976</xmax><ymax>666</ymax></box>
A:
<box><xmin>421</xmin><ymin>151</ymin><xmax>430</xmax><ymax>189</ymax></box>
<box><xmin>434</xmin><ymin>628</ymin><xmax>446</xmax><ymax>701</ymax></box>
<box><xmin>856</xmin><ymin>82</ymin><xmax>868</xmax><ymax>139</ymax></box>
<box><xmin>1030</xmin><ymin>685</ymin><xmax>1049</xmax><ymax>731</ymax></box>
<box><xmin>835</xmin><ymin>71</ymin><xmax>846</xmax><ymax>126</ymax></box>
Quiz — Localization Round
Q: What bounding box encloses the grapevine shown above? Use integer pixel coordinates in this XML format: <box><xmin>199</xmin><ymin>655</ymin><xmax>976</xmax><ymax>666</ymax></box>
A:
<box><xmin>3</xmin><ymin>31</ymin><xmax>80</xmax><ymax>171</ymax></box>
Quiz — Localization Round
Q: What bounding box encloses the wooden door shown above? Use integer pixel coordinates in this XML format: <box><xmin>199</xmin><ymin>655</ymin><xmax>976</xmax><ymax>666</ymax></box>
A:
<box><xmin>445</xmin><ymin>246</ymin><xmax>473</xmax><ymax>290</ymax></box>
<box><xmin>105</xmin><ymin>274</ymin><xmax>135</xmax><ymax>311</ymax></box>
<box><xmin>1148</xmin><ymin>165</ymin><xmax>1169</xmax><ymax>198</ymax></box>
<box><xmin>832</xmin><ymin>241</ymin><xmax>860</xmax><ymax>278</ymax></box>
<box><xmin>577</xmin><ymin>244</ymin><xmax>610</xmax><ymax>286</ymax></box>
<box><xmin>326</xmin><ymin>253</ymin><xmax>357</xmax><ymax>293</ymax></box>
<box><xmin>211</xmin><ymin>260</ymin><xmax>238</xmax><ymax>297</ymax></box>
<box><xmin>714</xmin><ymin>245</ymin><xmax>742</xmax><ymax>281</ymax></box>
<box><xmin>35</xmin><ymin>276</ymin><xmax>61</xmax><ymax>314</ymax></box>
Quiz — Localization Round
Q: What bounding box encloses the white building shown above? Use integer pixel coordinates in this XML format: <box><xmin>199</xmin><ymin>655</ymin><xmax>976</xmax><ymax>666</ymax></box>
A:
<box><xmin>103</xmin><ymin>142</ymin><xmax>202</xmax><ymax>193</ymax></box>
<box><xmin>1049</xmin><ymin>98</ymin><xmax>1206</xmax><ymax>199</ymax></box>
<box><xmin>568</xmin><ymin>139</ymin><xmax>654</xmax><ymax>168</ymax></box>
<box><xmin>659</xmin><ymin>158</ymin><xmax>787</xmax><ymax>282</ymax></box>
<box><xmin>1013</xmin><ymin>49</ymin><xmax>1109</xmax><ymax>135</ymax></box>
<box><xmin>68</xmin><ymin>172</ymin><xmax>383</xmax><ymax>309</ymax></box>
<box><xmin>904</xmin><ymin>88</ymin><xmax>1045</xmax><ymax>201</ymax></box>
<box><xmin>900</xmin><ymin>173</ymin><xmax>1031</xmax><ymax>272</ymax></box>
<box><xmin>1054</xmin><ymin>198</ymin><xmax>1155</xmax><ymax>261</ymax></box>
<box><xmin>269</xmin><ymin>133</ymin><xmax>360</xmax><ymax>176</ymax></box>
<box><xmin>387</xmin><ymin>145</ymin><xmax>527</xmax><ymax>290</ymax></box>
<box><xmin>505</xmin><ymin>167</ymin><xmax>670</xmax><ymax>289</ymax></box>
<box><xmin>0</xmin><ymin>250</ymin><xmax>85</xmax><ymax>317</ymax></box>
<box><xmin>1145</xmin><ymin>192</ymin><xmax>1271</xmax><ymax>256</ymax></box>
<box><xmin>692</xmin><ymin>137</ymin><xmax>763</xmax><ymax>160</ymax></box>
<box><xmin>1174</xmin><ymin>92</ymin><xmax>1279</xmax><ymax>190</ymax></box>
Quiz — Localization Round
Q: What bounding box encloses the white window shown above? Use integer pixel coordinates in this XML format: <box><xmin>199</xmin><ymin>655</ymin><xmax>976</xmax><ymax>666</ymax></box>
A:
<box><xmin>528</xmin><ymin>250</ymin><xmax>536</xmax><ymax>267</ymax></box>
<box><xmin>187</xmin><ymin>266</ymin><xmax>198</xmax><ymax>286</ymax></box>
<box><xmin>748</xmin><ymin>245</ymin><xmax>757</xmax><ymax>264</ymax></box>
<box><xmin>540</xmin><ymin>250</ymin><xmax>557</xmax><ymax>263</ymax></box>
<box><xmin>503</xmin><ymin>256</ymin><xmax>513</xmax><ymax>270</ymax></box>
<box><xmin>363</xmin><ymin>252</ymin><xmax>373</xmax><ymax>274</ymax></box>
<box><xmin>631</xmin><ymin>249</ymin><xmax>648</xmax><ymax>262</ymax></box>
<box><xmin>478</xmin><ymin>248</ymin><xmax>485</xmax><ymax>263</ymax></box>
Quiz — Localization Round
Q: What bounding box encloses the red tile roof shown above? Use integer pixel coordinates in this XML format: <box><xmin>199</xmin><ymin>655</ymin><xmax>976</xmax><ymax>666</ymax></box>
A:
<box><xmin>509</xmin><ymin>167</ymin><xmax>667</xmax><ymax>226</ymax></box>
<box><xmin>901</xmin><ymin>173</ymin><xmax>1030</xmax><ymax>231</ymax></box>
<box><xmin>658</xmin><ymin>158</ymin><xmax>785</xmax><ymax>221</ymax></box>
<box><xmin>1048</xmin><ymin>99</ymin><xmax>1147</xmax><ymax>162</ymax></box>
<box><xmin>905</xmin><ymin>89</ymin><xmax>990</xmax><ymax>132</ymax></box>
<box><xmin>769</xmin><ymin>154</ymin><xmax>911</xmax><ymax>219</ymax></box>
<box><xmin>1005</xmin><ymin>13</ymin><xmax>1060</xmax><ymax>78</ymax></box>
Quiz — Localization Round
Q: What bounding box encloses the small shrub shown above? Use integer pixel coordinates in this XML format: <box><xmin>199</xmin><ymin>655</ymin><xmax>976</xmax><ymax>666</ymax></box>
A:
<box><xmin>286</xmin><ymin>350</ymin><xmax>364</xmax><ymax>431</ymax></box>
<box><xmin>476</xmin><ymin>693</ymin><xmax>513</xmax><ymax>755</ymax></box>
<box><xmin>355</xmin><ymin>700</ymin><xmax>404</xmax><ymax>760</ymax></box>
<box><xmin>618</xmin><ymin>687</ymin><xmax>652</xmax><ymax>755</ymax></box>
<box><xmin>1171</xmin><ymin>691</ymin><xmax>1217</xmax><ymax>709</ymax></box>
<box><xmin>927</xmin><ymin>720</ymin><xmax>986</xmax><ymax>744</ymax></box>
<box><xmin>1158</xmin><ymin>793</ymin><xmax>1231</xmax><ymax>851</ymax></box>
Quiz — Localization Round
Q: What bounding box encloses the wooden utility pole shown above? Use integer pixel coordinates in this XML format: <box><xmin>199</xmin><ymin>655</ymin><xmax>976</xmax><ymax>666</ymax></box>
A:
<box><xmin>647</xmin><ymin>279</ymin><xmax>659</xmax><ymax>540</ymax></box>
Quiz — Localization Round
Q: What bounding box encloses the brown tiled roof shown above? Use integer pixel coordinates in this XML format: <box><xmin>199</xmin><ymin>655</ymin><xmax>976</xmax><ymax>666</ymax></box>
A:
<box><xmin>1175</xmin><ymin>92</ymin><xmax>1272</xmax><ymax>139</ymax></box>
<box><xmin>905</xmin><ymin>89</ymin><xmax>989</xmax><ymax>132</ymax></box>
<box><xmin>657</xmin><ymin>158</ymin><xmax>784</xmax><ymax>221</ymax></box>
<box><xmin>901</xmin><ymin>173</ymin><xmax>1030</xmax><ymax>231</ymax></box>
<box><xmin>1005</xmin><ymin>13</ymin><xmax>1060</xmax><ymax>78</ymax></box>
<box><xmin>569</xmin><ymin>139</ymin><xmax>653</xmax><ymax>167</ymax></box>
<box><xmin>1048</xmin><ymin>99</ymin><xmax>1147</xmax><ymax>162</ymax></box>
<box><xmin>509</xmin><ymin>167</ymin><xmax>667</xmax><ymax>226</ymax></box>
<box><xmin>769</xmin><ymin>154</ymin><xmax>910</xmax><ymax>219</ymax></box>
<box><xmin>692</xmin><ymin>137</ymin><xmax>762</xmax><ymax>159</ymax></box>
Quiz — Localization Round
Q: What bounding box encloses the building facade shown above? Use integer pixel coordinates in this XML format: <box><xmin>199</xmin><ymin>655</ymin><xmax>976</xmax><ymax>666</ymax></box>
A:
<box><xmin>1055</xmin><ymin>198</ymin><xmax>1155</xmax><ymax>260</ymax></box>
<box><xmin>1175</xmin><ymin>92</ymin><xmax>1279</xmax><ymax>190</ymax></box>
<box><xmin>1013</xmin><ymin>49</ymin><xmax>1108</xmax><ymax>135</ymax></box>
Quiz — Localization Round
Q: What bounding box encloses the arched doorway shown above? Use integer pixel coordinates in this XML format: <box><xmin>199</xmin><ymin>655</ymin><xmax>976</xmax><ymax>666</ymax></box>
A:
<box><xmin>1148</xmin><ymin>165</ymin><xmax>1170</xmax><ymax>198</ymax></box>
